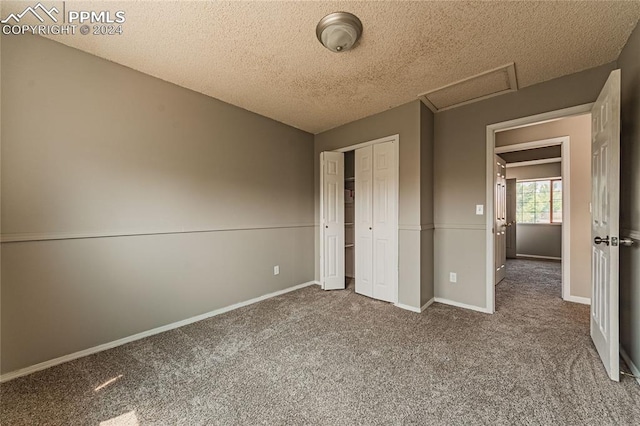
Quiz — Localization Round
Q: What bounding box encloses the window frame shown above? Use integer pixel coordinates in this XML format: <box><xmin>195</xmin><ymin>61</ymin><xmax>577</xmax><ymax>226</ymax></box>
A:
<box><xmin>516</xmin><ymin>177</ymin><xmax>563</xmax><ymax>225</ymax></box>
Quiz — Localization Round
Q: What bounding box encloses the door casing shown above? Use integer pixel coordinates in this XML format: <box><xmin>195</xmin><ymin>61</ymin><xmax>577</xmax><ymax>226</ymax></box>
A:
<box><xmin>485</xmin><ymin>104</ymin><xmax>592</xmax><ymax>313</ymax></box>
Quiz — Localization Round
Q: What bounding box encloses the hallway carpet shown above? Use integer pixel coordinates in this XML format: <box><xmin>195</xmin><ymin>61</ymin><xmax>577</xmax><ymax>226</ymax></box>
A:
<box><xmin>2</xmin><ymin>260</ymin><xmax>639</xmax><ymax>425</ymax></box>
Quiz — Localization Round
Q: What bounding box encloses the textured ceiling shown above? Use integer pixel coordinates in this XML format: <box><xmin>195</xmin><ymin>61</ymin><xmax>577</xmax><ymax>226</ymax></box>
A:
<box><xmin>2</xmin><ymin>1</ymin><xmax>640</xmax><ymax>133</ymax></box>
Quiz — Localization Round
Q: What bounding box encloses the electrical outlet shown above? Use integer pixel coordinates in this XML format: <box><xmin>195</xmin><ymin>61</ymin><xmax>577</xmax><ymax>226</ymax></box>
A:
<box><xmin>476</xmin><ymin>205</ymin><xmax>484</xmax><ymax>215</ymax></box>
<box><xmin>273</xmin><ymin>265</ymin><xmax>280</xmax><ymax>275</ymax></box>
<box><xmin>449</xmin><ymin>272</ymin><xmax>457</xmax><ymax>283</ymax></box>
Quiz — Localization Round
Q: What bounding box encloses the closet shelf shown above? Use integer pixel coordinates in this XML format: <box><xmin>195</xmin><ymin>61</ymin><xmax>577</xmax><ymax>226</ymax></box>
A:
<box><xmin>345</xmin><ymin>244</ymin><xmax>354</xmax><ymax>248</ymax></box>
<box><xmin>345</xmin><ymin>222</ymin><xmax>354</xmax><ymax>226</ymax></box>
<box><xmin>345</xmin><ymin>177</ymin><xmax>355</xmax><ymax>181</ymax></box>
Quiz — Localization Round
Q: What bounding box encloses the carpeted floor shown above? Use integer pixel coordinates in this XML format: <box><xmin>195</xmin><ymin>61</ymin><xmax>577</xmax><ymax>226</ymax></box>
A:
<box><xmin>2</xmin><ymin>259</ymin><xmax>639</xmax><ymax>425</ymax></box>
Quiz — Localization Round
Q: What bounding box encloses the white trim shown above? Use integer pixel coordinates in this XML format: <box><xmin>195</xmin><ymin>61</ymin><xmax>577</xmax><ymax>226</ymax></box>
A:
<box><xmin>517</xmin><ymin>223</ymin><xmax>562</xmax><ymax>226</ymax></box>
<box><xmin>515</xmin><ymin>176</ymin><xmax>563</xmax><ymax>183</ymax></box>
<box><xmin>421</xmin><ymin>297</ymin><xmax>435</xmax><ymax>312</ymax></box>
<box><xmin>434</xmin><ymin>297</ymin><xmax>492</xmax><ymax>314</ymax></box>
<box><xmin>564</xmin><ymin>295</ymin><xmax>591</xmax><ymax>305</ymax></box>
<box><xmin>620</xmin><ymin>345</ymin><xmax>640</xmax><ymax>386</ymax></box>
<box><xmin>319</xmin><ymin>134</ymin><xmax>400</xmax><ymax>304</ymax></box>
<box><xmin>419</xmin><ymin>63</ymin><xmax>518</xmax><ymax>113</ymax></box>
<box><xmin>1</xmin><ymin>224</ymin><xmax>316</xmax><ymax>244</ymax></box>
<box><xmin>399</xmin><ymin>225</ymin><xmax>422</xmax><ymax>231</ymax></box>
<box><xmin>561</xmin><ymin>139</ymin><xmax>571</xmax><ymax>301</ymax></box>
<box><xmin>516</xmin><ymin>254</ymin><xmax>562</xmax><ymax>261</ymax></box>
<box><xmin>395</xmin><ymin>303</ymin><xmax>421</xmax><ymax>313</ymax></box>
<box><xmin>495</xmin><ymin>136</ymin><xmax>566</xmax><ymax>153</ymax></box>
<box><xmin>486</xmin><ymin>103</ymin><xmax>592</xmax><ymax>314</ymax></box>
<box><xmin>491</xmin><ymin>103</ymin><xmax>594</xmax><ymax>134</ymax></box>
<box><xmin>333</xmin><ymin>134</ymin><xmax>399</xmax><ymax>153</ymax></box>
<box><xmin>0</xmin><ymin>280</ymin><xmax>320</xmax><ymax>383</ymax></box>
<box><xmin>434</xmin><ymin>224</ymin><xmax>485</xmax><ymax>230</ymax></box>
<box><xmin>399</xmin><ymin>224</ymin><xmax>435</xmax><ymax>231</ymax></box>
<box><xmin>505</xmin><ymin>157</ymin><xmax>562</xmax><ymax>168</ymax></box>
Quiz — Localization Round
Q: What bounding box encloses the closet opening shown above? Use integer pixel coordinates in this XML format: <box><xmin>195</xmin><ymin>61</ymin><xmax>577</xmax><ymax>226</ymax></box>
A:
<box><xmin>344</xmin><ymin>150</ymin><xmax>355</xmax><ymax>290</ymax></box>
<box><xmin>319</xmin><ymin>135</ymin><xmax>399</xmax><ymax>304</ymax></box>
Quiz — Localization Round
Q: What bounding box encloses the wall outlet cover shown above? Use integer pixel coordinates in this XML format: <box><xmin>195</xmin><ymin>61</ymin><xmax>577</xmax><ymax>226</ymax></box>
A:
<box><xmin>476</xmin><ymin>205</ymin><xmax>484</xmax><ymax>215</ymax></box>
<box><xmin>449</xmin><ymin>272</ymin><xmax>457</xmax><ymax>283</ymax></box>
<box><xmin>273</xmin><ymin>265</ymin><xmax>280</xmax><ymax>275</ymax></box>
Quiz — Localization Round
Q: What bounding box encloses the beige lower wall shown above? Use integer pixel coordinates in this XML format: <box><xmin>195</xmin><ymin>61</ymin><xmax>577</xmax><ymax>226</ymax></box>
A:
<box><xmin>420</xmin><ymin>228</ymin><xmax>435</xmax><ymax>306</ymax></box>
<box><xmin>517</xmin><ymin>224</ymin><xmax>562</xmax><ymax>259</ymax></box>
<box><xmin>1</xmin><ymin>226</ymin><xmax>314</xmax><ymax>374</ymax></box>
<box><xmin>434</xmin><ymin>228</ymin><xmax>486</xmax><ymax>307</ymax></box>
<box><xmin>1</xmin><ymin>35</ymin><xmax>315</xmax><ymax>375</ymax></box>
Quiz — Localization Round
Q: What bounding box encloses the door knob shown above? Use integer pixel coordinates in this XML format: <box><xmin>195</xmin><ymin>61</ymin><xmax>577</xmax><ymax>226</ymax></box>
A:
<box><xmin>594</xmin><ymin>236</ymin><xmax>610</xmax><ymax>246</ymax></box>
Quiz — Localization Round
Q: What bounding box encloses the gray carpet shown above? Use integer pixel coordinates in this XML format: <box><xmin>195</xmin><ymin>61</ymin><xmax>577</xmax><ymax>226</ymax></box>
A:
<box><xmin>2</xmin><ymin>259</ymin><xmax>639</xmax><ymax>425</ymax></box>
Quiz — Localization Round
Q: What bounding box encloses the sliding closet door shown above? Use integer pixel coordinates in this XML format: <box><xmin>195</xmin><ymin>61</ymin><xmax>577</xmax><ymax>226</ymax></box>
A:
<box><xmin>372</xmin><ymin>141</ymin><xmax>397</xmax><ymax>303</ymax></box>
<box><xmin>355</xmin><ymin>146</ymin><xmax>374</xmax><ymax>297</ymax></box>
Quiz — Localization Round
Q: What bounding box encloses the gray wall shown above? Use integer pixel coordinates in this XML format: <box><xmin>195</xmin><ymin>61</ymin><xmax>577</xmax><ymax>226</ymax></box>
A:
<box><xmin>434</xmin><ymin>62</ymin><xmax>616</xmax><ymax>309</ymax></box>
<box><xmin>497</xmin><ymin>115</ymin><xmax>592</xmax><ymax>299</ymax></box>
<box><xmin>1</xmin><ymin>35</ymin><xmax>315</xmax><ymax>374</ymax></box>
<box><xmin>314</xmin><ymin>100</ymin><xmax>431</xmax><ymax>309</ymax></box>
<box><xmin>516</xmin><ymin>225</ymin><xmax>562</xmax><ymax>259</ymax></box>
<box><xmin>619</xmin><ymin>22</ymin><xmax>640</xmax><ymax>378</ymax></box>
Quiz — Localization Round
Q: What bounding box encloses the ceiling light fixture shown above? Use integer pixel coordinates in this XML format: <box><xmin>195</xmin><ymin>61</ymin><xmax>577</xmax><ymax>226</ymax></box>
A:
<box><xmin>316</xmin><ymin>12</ymin><xmax>363</xmax><ymax>53</ymax></box>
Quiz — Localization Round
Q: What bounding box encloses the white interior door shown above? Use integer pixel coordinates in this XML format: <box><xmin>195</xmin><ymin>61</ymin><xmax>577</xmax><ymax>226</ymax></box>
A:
<box><xmin>590</xmin><ymin>69</ymin><xmax>620</xmax><ymax>381</ymax></box>
<box><xmin>372</xmin><ymin>142</ymin><xmax>398</xmax><ymax>303</ymax></box>
<box><xmin>495</xmin><ymin>155</ymin><xmax>507</xmax><ymax>284</ymax></box>
<box><xmin>506</xmin><ymin>178</ymin><xmax>517</xmax><ymax>259</ymax></box>
<box><xmin>321</xmin><ymin>151</ymin><xmax>345</xmax><ymax>290</ymax></box>
<box><xmin>355</xmin><ymin>146</ymin><xmax>373</xmax><ymax>298</ymax></box>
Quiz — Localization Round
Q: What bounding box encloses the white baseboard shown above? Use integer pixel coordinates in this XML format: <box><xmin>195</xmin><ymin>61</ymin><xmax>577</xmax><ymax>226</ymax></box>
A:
<box><xmin>434</xmin><ymin>297</ymin><xmax>492</xmax><ymax>314</ymax></box>
<box><xmin>564</xmin><ymin>295</ymin><xmax>591</xmax><ymax>305</ymax></box>
<box><xmin>516</xmin><ymin>254</ymin><xmax>562</xmax><ymax>261</ymax></box>
<box><xmin>620</xmin><ymin>345</ymin><xmax>640</xmax><ymax>386</ymax></box>
<box><xmin>395</xmin><ymin>302</ymin><xmax>421</xmax><ymax>313</ymax></box>
<box><xmin>0</xmin><ymin>280</ymin><xmax>318</xmax><ymax>383</ymax></box>
<box><xmin>421</xmin><ymin>297</ymin><xmax>435</xmax><ymax>312</ymax></box>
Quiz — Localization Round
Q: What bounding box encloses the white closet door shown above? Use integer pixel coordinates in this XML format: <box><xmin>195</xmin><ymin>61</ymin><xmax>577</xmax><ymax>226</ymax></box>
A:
<box><xmin>355</xmin><ymin>146</ymin><xmax>373</xmax><ymax>298</ymax></box>
<box><xmin>372</xmin><ymin>142</ymin><xmax>398</xmax><ymax>303</ymax></box>
<box><xmin>321</xmin><ymin>151</ymin><xmax>345</xmax><ymax>290</ymax></box>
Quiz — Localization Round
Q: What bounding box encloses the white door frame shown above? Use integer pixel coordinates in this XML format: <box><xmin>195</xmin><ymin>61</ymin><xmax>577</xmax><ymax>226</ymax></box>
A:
<box><xmin>485</xmin><ymin>104</ymin><xmax>592</xmax><ymax>313</ymax></box>
<box><xmin>319</xmin><ymin>134</ymin><xmax>400</xmax><ymax>304</ymax></box>
<box><xmin>495</xmin><ymin>136</ymin><xmax>570</xmax><ymax>300</ymax></box>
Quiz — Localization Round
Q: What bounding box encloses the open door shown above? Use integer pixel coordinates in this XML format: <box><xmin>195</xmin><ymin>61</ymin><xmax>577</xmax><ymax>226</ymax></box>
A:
<box><xmin>495</xmin><ymin>155</ymin><xmax>507</xmax><ymax>284</ymax></box>
<box><xmin>321</xmin><ymin>151</ymin><xmax>345</xmax><ymax>290</ymax></box>
<box><xmin>506</xmin><ymin>178</ymin><xmax>517</xmax><ymax>259</ymax></box>
<box><xmin>591</xmin><ymin>69</ymin><xmax>620</xmax><ymax>381</ymax></box>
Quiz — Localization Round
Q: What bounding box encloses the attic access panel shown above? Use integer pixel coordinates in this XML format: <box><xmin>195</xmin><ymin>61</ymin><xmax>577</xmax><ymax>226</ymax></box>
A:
<box><xmin>419</xmin><ymin>63</ymin><xmax>518</xmax><ymax>113</ymax></box>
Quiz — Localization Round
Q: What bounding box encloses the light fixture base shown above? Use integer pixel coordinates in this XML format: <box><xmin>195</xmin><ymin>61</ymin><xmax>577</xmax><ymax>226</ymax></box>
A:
<box><xmin>316</xmin><ymin>12</ymin><xmax>363</xmax><ymax>53</ymax></box>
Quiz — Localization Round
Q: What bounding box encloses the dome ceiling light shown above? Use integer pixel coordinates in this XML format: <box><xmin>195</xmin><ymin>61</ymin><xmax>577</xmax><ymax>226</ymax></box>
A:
<box><xmin>316</xmin><ymin>12</ymin><xmax>363</xmax><ymax>53</ymax></box>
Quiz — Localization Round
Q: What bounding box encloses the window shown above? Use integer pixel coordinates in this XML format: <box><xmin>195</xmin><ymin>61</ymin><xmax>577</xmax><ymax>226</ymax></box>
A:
<box><xmin>516</xmin><ymin>179</ymin><xmax>562</xmax><ymax>224</ymax></box>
